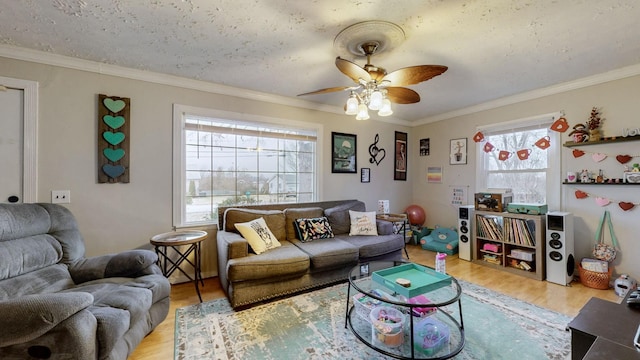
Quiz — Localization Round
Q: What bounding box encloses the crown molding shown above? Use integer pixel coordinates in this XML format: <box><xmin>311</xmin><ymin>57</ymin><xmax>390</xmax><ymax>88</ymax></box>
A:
<box><xmin>415</xmin><ymin>63</ymin><xmax>640</xmax><ymax>126</ymax></box>
<box><xmin>0</xmin><ymin>45</ymin><xmax>413</xmax><ymax>126</ymax></box>
<box><xmin>8</xmin><ymin>44</ymin><xmax>631</xmax><ymax>129</ymax></box>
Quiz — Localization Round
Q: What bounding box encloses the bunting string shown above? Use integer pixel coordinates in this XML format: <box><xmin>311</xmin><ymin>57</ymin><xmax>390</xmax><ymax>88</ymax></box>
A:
<box><xmin>573</xmin><ymin>188</ymin><xmax>637</xmax><ymax>211</ymax></box>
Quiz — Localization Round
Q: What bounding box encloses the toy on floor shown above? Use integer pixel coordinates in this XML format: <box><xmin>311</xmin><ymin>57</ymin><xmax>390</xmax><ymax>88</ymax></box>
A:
<box><xmin>420</xmin><ymin>226</ymin><xmax>458</xmax><ymax>255</ymax></box>
<box><xmin>405</xmin><ymin>205</ymin><xmax>426</xmax><ymax>226</ymax></box>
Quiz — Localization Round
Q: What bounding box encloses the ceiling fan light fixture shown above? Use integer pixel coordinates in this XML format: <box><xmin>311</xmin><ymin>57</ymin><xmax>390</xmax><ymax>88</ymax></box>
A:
<box><xmin>299</xmin><ymin>20</ymin><xmax>447</xmax><ymax>121</ymax></box>
<box><xmin>356</xmin><ymin>103</ymin><xmax>370</xmax><ymax>120</ymax></box>
<box><xmin>345</xmin><ymin>93</ymin><xmax>359</xmax><ymax>115</ymax></box>
<box><xmin>378</xmin><ymin>98</ymin><xmax>393</xmax><ymax>116</ymax></box>
<box><xmin>368</xmin><ymin>89</ymin><xmax>383</xmax><ymax>110</ymax></box>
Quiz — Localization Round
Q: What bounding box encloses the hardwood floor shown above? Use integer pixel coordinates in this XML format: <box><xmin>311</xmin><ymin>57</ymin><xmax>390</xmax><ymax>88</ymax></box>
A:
<box><xmin>129</xmin><ymin>244</ymin><xmax>619</xmax><ymax>359</ymax></box>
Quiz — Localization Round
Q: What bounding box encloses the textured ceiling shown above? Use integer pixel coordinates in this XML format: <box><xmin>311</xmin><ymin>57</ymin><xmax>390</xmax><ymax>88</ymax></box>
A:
<box><xmin>2</xmin><ymin>1</ymin><xmax>640</xmax><ymax>122</ymax></box>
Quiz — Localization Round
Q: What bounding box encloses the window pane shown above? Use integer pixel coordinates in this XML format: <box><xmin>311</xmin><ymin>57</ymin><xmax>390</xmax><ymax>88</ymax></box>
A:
<box><xmin>480</xmin><ymin>120</ymin><xmax>555</xmax><ymax>207</ymax></box>
<box><xmin>259</xmin><ymin>150</ymin><xmax>281</xmax><ymax>172</ymax></box>
<box><xmin>186</xmin><ymin>145</ymin><xmax>212</xmax><ymax>171</ymax></box>
<box><xmin>237</xmin><ymin>149</ymin><xmax>257</xmax><ymax>171</ymax></box>
<box><xmin>178</xmin><ymin>112</ymin><xmax>318</xmax><ymax>226</ymax></box>
<box><xmin>485</xmin><ymin>128</ymin><xmax>548</xmax><ymax>171</ymax></box>
<box><xmin>487</xmin><ymin>171</ymin><xmax>546</xmax><ymax>204</ymax></box>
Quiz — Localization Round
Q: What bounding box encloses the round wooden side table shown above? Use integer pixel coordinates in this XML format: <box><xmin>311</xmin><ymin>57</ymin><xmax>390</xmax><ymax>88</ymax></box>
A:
<box><xmin>150</xmin><ymin>230</ymin><xmax>207</xmax><ymax>302</ymax></box>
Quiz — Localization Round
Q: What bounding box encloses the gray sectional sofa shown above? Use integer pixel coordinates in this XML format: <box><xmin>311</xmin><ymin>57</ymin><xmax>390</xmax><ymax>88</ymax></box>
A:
<box><xmin>0</xmin><ymin>203</ymin><xmax>170</xmax><ymax>360</ymax></box>
<box><xmin>216</xmin><ymin>199</ymin><xmax>405</xmax><ymax>308</ymax></box>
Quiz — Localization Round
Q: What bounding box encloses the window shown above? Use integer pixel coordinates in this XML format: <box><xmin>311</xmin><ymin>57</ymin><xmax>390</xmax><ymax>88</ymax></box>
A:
<box><xmin>476</xmin><ymin>112</ymin><xmax>561</xmax><ymax>209</ymax></box>
<box><xmin>173</xmin><ymin>105</ymin><xmax>320</xmax><ymax>227</ymax></box>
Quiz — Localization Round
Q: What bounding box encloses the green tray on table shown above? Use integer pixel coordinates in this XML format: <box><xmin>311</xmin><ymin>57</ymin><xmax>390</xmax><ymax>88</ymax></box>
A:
<box><xmin>372</xmin><ymin>263</ymin><xmax>452</xmax><ymax>298</ymax></box>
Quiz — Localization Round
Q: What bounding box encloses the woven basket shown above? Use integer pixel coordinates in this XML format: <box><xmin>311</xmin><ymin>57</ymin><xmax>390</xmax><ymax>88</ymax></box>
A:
<box><xmin>578</xmin><ymin>263</ymin><xmax>612</xmax><ymax>289</ymax></box>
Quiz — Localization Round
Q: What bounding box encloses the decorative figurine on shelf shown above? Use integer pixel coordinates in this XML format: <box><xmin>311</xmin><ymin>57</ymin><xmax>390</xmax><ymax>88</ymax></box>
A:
<box><xmin>586</xmin><ymin>107</ymin><xmax>603</xmax><ymax>141</ymax></box>
<box><xmin>580</xmin><ymin>169</ymin><xmax>590</xmax><ymax>183</ymax></box>
<box><xmin>633</xmin><ymin>163</ymin><xmax>640</xmax><ymax>172</ymax></box>
<box><xmin>568</xmin><ymin>123</ymin><xmax>589</xmax><ymax>143</ymax></box>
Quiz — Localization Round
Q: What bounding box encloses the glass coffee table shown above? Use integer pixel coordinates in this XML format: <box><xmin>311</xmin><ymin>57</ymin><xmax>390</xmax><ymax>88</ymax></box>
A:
<box><xmin>345</xmin><ymin>261</ymin><xmax>465</xmax><ymax>359</ymax></box>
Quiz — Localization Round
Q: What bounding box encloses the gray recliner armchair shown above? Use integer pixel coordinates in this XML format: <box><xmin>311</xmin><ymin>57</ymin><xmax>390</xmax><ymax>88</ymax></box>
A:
<box><xmin>0</xmin><ymin>203</ymin><xmax>170</xmax><ymax>360</ymax></box>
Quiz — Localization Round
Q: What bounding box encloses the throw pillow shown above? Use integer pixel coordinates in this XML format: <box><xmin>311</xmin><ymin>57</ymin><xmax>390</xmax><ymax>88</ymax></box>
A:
<box><xmin>294</xmin><ymin>217</ymin><xmax>335</xmax><ymax>242</ymax></box>
<box><xmin>234</xmin><ymin>217</ymin><xmax>281</xmax><ymax>254</ymax></box>
<box><xmin>324</xmin><ymin>201</ymin><xmax>366</xmax><ymax>235</ymax></box>
<box><xmin>348</xmin><ymin>210</ymin><xmax>378</xmax><ymax>236</ymax></box>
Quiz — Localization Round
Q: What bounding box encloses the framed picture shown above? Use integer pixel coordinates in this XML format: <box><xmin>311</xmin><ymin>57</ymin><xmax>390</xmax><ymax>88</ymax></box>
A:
<box><xmin>394</xmin><ymin>131</ymin><xmax>407</xmax><ymax>180</ymax></box>
<box><xmin>361</xmin><ymin>168</ymin><xmax>370</xmax><ymax>183</ymax></box>
<box><xmin>427</xmin><ymin>166</ymin><xmax>443</xmax><ymax>183</ymax></box>
<box><xmin>331</xmin><ymin>132</ymin><xmax>357</xmax><ymax>173</ymax></box>
<box><xmin>420</xmin><ymin>138</ymin><xmax>430</xmax><ymax>156</ymax></box>
<box><xmin>450</xmin><ymin>138</ymin><xmax>467</xmax><ymax>165</ymax></box>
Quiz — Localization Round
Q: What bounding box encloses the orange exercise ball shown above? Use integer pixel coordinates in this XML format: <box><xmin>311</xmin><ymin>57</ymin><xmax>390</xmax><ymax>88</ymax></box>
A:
<box><xmin>405</xmin><ymin>205</ymin><xmax>426</xmax><ymax>226</ymax></box>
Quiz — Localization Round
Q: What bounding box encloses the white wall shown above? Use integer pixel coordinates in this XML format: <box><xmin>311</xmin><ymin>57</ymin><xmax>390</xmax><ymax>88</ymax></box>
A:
<box><xmin>0</xmin><ymin>56</ymin><xmax>411</xmax><ymax>279</ymax></box>
<box><xmin>412</xmin><ymin>74</ymin><xmax>640</xmax><ymax>280</ymax></box>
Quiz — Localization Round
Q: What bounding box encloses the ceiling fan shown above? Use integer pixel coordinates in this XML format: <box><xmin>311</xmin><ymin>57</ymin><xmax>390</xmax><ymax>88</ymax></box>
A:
<box><xmin>298</xmin><ymin>39</ymin><xmax>448</xmax><ymax>119</ymax></box>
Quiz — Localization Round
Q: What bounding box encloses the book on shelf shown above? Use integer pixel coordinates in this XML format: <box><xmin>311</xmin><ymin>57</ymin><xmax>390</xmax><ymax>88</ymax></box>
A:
<box><xmin>505</xmin><ymin>217</ymin><xmax>535</xmax><ymax>246</ymax></box>
<box><xmin>477</xmin><ymin>215</ymin><xmax>502</xmax><ymax>240</ymax></box>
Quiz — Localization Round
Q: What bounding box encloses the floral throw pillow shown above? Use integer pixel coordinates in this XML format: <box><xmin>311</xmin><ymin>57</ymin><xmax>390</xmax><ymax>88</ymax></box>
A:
<box><xmin>234</xmin><ymin>217</ymin><xmax>281</xmax><ymax>254</ymax></box>
<box><xmin>348</xmin><ymin>210</ymin><xmax>378</xmax><ymax>236</ymax></box>
<box><xmin>294</xmin><ymin>217</ymin><xmax>335</xmax><ymax>242</ymax></box>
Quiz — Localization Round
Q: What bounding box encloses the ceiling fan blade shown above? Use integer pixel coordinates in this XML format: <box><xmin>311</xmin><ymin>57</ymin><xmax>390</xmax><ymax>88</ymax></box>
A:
<box><xmin>336</xmin><ymin>57</ymin><xmax>371</xmax><ymax>84</ymax></box>
<box><xmin>297</xmin><ymin>86</ymin><xmax>352</xmax><ymax>96</ymax></box>
<box><xmin>386</xmin><ymin>87</ymin><xmax>421</xmax><ymax>104</ymax></box>
<box><xmin>383</xmin><ymin>65</ymin><xmax>448</xmax><ymax>86</ymax></box>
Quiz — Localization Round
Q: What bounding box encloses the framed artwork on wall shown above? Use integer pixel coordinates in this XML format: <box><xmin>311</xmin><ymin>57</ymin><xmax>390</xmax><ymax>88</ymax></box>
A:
<box><xmin>427</xmin><ymin>166</ymin><xmax>443</xmax><ymax>183</ymax></box>
<box><xmin>450</xmin><ymin>138</ymin><xmax>467</xmax><ymax>165</ymax></box>
<box><xmin>361</xmin><ymin>168</ymin><xmax>370</xmax><ymax>183</ymax></box>
<box><xmin>331</xmin><ymin>132</ymin><xmax>357</xmax><ymax>173</ymax></box>
<box><xmin>420</xmin><ymin>138</ymin><xmax>430</xmax><ymax>156</ymax></box>
<box><xmin>394</xmin><ymin>131</ymin><xmax>407</xmax><ymax>180</ymax></box>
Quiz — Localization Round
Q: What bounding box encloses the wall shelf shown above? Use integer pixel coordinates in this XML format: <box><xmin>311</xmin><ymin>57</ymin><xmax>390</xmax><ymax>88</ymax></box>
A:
<box><xmin>562</xmin><ymin>181</ymin><xmax>640</xmax><ymax>185</ymax></box>
<box><xmin>563</xmin><ymin>135</ymin><xmax>640</xmax><ymax>147</ymax></box>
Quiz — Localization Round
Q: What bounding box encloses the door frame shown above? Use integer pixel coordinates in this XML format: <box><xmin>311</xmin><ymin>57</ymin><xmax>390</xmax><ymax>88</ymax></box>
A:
<box><xmin>0</xmin><ymin>76</ymin><xmax>38</xmax><ymax>203</ymax></box>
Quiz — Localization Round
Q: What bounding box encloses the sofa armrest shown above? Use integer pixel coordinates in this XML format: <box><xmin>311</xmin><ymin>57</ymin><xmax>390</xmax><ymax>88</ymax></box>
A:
<box><xmin>216</xmin><ymin>231</ymin><xmax>250</xmax><ymax>293</ymax></box>
<box><xmin>376</xmin><ymin>220</ymin><xmax>395</xmax><ymax>235</ymax></box>
<box><xmin>0</xmin><ymin>292</ymin><xmax>93</xmax><ymax>347</ymax></box>
<box><xmin>69</xmin><ymin>249</ymin><xmax>161</xmax><ymax>284</ymax></box>
<box><xmin>217</xmin><ymin>231</ymin><xmax>250</xmax><ymax>260</ymax></box>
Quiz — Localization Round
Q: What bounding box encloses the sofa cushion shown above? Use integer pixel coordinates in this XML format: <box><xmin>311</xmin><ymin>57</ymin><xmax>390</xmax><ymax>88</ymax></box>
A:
<box><xmin>227</xmin><ymin>242</ymin><xmax>310</xmax><ymax>281</ymax></box>
<box><xmin>324</xmin><ymin>201</ymin><xmax>366</xmax><ymax>235</ymax></box>
<box><xmin>65</xmin><ymin>281</ymin><xmax>152</xmax><ymax>356</ymax></box>
<box><xmin>0</xmin><ymin>264</ymin><xmax>74</xmax><ymax>300</ymax></box>
<box><xmin>224</xmin><ymin>208</ymin><xmax>286</xmax><ymax>242</ymax></box>
<box><xmin>348</xmin><ymin>210</ymin><xmax>378</xmax><ymax>236</ymax></box>
<box><xmin>234</xmin><ymin>217</ymin><xmax>281</xmax><ymax>254</ymax></box>
<box><xmin>0</xmin><ymin>235</ymin><xmax>62</xmax><ymax>280</ymax></box>
<box><xmin>283</xmin><ymin>207</ymin><xmax>324</xmax><ymax>241</ymax></box>
<box><xmin>340</xmin><ymin>234</ymin><xmax>404</xmax><ymax>259</ymax></box>
<box><xmin>294</xmin><ymin>217</ymin><xmax>335</xmax><ymax>242</ymax></box>
<box><xmin>291</xmin><ymin>237</ymin><xmax>358</xmax><ymax>270</ymax></box>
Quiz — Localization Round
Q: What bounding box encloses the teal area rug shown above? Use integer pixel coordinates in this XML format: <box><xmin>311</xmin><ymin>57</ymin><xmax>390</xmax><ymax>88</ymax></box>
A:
<box><xmin>175</xmin><ymin>281</ymin><xmax>571</xmax><ymax>359</ymax></box>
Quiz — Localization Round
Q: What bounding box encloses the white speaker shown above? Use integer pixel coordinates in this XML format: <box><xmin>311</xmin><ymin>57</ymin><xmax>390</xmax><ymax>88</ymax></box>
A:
<box><xmin>458</xmin><ymin>205</ymin><xmax>475</xmax><ymax>261</ymax></box>
<box><xmin>546</xmin><ymin>212</ymin><xmax>575</xmax><ymax>286</ymax></box>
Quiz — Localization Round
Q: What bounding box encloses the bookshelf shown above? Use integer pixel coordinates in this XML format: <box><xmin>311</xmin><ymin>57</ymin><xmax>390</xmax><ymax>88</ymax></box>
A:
<box><xmin>472</xmin><ymin>210</ymin><xmax>546</xmax><ymax>280</ymax></box>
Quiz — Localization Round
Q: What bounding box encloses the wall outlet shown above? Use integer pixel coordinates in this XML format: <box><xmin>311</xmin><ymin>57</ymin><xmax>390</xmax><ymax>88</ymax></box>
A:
<box><xmin>51</xmin><ymin>190</ymin><xmax>70</xmax><ymax>204</ymax></box>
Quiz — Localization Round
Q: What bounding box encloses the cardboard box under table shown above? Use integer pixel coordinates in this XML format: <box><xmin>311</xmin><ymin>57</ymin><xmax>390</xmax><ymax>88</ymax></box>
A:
<box><xmin>372</xmin><ymin>263</ymin><xmax>452</xmax><ymax>298</ymax></box>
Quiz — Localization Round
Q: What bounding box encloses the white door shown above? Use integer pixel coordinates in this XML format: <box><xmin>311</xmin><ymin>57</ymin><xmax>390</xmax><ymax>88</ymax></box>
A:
<box><xmin>0</xmin><ymin>77</ymin><xmax>38</xmax><ymax>204</ymax></box>
<box><xmin>0</xmin><ymin>87</ymin><xmax>24</xmax><ymax>203</ymax></box>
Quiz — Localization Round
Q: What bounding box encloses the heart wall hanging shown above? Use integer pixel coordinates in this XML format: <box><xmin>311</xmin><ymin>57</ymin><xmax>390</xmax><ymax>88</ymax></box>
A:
<box><xmin>98</xmin><ymin>94</ymin><xmax>130</xmax><ymax>183</ymax></box>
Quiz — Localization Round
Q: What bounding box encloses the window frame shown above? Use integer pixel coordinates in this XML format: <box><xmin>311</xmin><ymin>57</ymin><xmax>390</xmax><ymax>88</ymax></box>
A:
<box><xmin>475</xmin><ymin>112</ymin><xmax>562</xmax><ymax>210</ymax></box>
<box><xmin>172</xmin><ymin>104</ymin><xmax>323</xmax><ymax>228</ymax></box>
